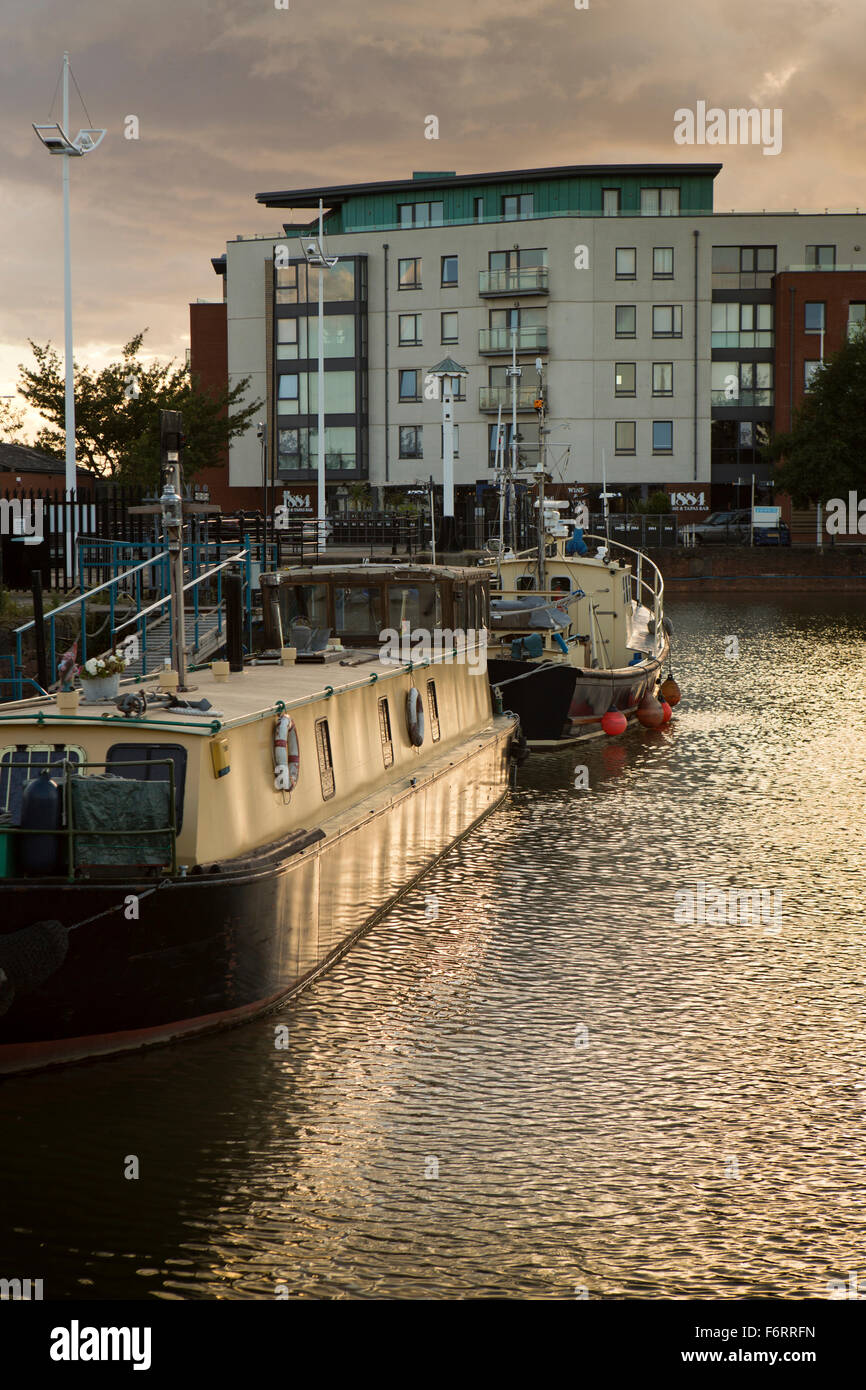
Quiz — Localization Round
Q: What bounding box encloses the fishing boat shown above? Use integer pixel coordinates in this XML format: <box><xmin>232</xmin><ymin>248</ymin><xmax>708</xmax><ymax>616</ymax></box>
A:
<box><xmin>484</xmin><ymin>522</ymin><xmax>675</xmax><ymax>748</ymax></box>
<box><xmin>0</xmin><ymin>561</ymin><xmax>516</xmax><ymax>1076</ymax></box>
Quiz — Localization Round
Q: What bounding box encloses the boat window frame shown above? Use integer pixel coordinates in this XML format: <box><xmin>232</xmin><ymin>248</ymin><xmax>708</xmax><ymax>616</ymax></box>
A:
<box><xmin>105</xmin><ymin>742</ymin><xmax>188</xmax><ymax>831</ymax></box>
<box><xmin>315</xmin><ymin>718</ymin><xmax>336</xmax><ymax>800</ymax></box>
<box><xmin>0</xmin><ymin>742</ymin><xmax>86</xmax><ymax>822</ymax></box>
<box><xmin>427</xmin><ymin>680</ymin><xmax>441</xmax><ymax>742</ymax></box>
<box><xmin>378</xmin><ymin>696</ymin><xmax>394</xmax><ymax>768</ymax></box>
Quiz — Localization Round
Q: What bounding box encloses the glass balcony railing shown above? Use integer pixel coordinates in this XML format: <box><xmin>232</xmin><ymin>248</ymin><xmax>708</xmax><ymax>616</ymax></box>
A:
<box><xmin>711</xmin><ymin>389</ymin><xmax>774</xmax><ymax>407</ymax></box>
<box><xmin>479</xmin><ymin>326</ymin><xmax>548</xmax><ymax>353</ymax></box>
<box><xmin>479</xmin><ymin>386</ymin><xmax>541</xmax><ymax>411</ymax></box>
<box><xmin>479</xmin><ymin>267</ymin><xmax>549</xmax><ymax>295</ymax></box>
<box><xmin>711</xmin><ymin>332</ymin><xmax>774</xmax><ymax>348</ymax></box>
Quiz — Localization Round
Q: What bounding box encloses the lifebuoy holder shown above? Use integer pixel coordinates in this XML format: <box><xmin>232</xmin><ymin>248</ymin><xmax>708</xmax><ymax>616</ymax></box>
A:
<box><xmin>274</xmin><ymin>712</ymin><xmax>300</xmax><ymax>791</ymax></box>
<box><xmin>406</xmin><ymin>687</ymin><xmax>425</xmax><ymax>747</ymax></box>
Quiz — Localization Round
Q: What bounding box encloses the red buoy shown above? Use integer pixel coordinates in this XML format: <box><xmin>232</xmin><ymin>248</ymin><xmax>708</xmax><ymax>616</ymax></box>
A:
<box><xmin>660</xmin><ymin>677</ymin><xmax>681</xmax><ymax>707</ymax></box>
<box><xmin>601</xmin><ymin>710</ymin><xmax>628</xmax><ymax>737</ymax></box>
<box><xmin>661</xmin><ymin>700</ymin><xmax>672</xmax><ymax>724</ymax></box>
<box><xmin>636</xmin><ymin>693</ymin><xmax>664</xmax><ymax>728</ymax></box>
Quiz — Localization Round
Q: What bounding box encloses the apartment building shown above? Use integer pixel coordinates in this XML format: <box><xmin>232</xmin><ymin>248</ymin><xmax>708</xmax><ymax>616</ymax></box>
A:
<box><xmin>191</xmin><ymin>163</ymin><xmax>866</xmax><ymax>515</ymax></box>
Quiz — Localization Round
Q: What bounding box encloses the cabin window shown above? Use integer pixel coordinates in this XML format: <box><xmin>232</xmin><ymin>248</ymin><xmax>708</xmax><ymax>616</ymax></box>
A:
<box><xmin>427</xmin><ymin>681</ymin><xmax>441</xmax><ymax>742</ymax></box>
<box><xmin>0</xmin><ymin>743</ymin><xmax>85</xmax><ymax>823</ymax></box>
<box><xmin>378</xmin><ymin>697</ymin><xmax>394</xmax><ymax>768</ymax></box>
<box><xmin>516</xmin><ymin>576</ymin><xmax>536</xmax><ymax>592</ymax></box>
<box><xmin>279</xmin><ymin>583</ymin><xmax>330</xmax><ymax>635</ymax></box>
<box><xmin>551</xmin><ymin>577</ymin><xmax>571</xmax><ymax>594</ymax></box>
<box><xmin>335</xmin><ymin>585</ymin><xmax>383</xmax><ymax>635</ymax></box>
<box><xmin>387</xmin><ymin>582</ymin><xmax>441</xmax><ymax>634</ymax></box>
<box><xmin>315</xmin><ymin>719</ymin><xmax>335</xmax><ymax>800</ymax></box>
<box><xmin>106</xmin><ymin>744</ymin><xmax>187</xmax><ymax>831</ymax></box>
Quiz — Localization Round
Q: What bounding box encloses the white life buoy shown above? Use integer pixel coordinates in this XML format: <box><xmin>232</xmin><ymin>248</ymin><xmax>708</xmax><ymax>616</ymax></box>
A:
<box><xmin>406</xmin><ymin>687</ymin><xmax>425</xmax><ymax>747</ymax></box>
<box><xmin>274</xmin><ymin>713</ymin><xmax>300</xmax><ymax>791</ymax></box>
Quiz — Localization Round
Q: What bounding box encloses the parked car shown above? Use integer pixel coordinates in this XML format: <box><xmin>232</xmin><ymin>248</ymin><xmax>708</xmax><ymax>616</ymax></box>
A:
<box><xmin>678</xmin><ymin>509</ymin><xmax>751</xmax><ymax>544</ymax></box>
<box><xmin>751</xmin><ymin>523</ymin><xmax>791</xmax><ymax>546</ymax></box>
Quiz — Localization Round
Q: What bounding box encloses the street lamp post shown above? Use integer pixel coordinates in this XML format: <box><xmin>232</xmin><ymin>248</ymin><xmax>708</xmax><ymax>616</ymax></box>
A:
<box><xmin>33</xmin><ymin>53</ymin><xmax>105</xmax><ymax>585</ymax></box>
<box><xmin>300</xmin><ymin>201</ymin><xmax>338</xmax><ymax>550</ymax></box>
<box><xmin>428</xmin><ymin>357</ymin><xmax>468</xmax><ymax>554</ymax></box>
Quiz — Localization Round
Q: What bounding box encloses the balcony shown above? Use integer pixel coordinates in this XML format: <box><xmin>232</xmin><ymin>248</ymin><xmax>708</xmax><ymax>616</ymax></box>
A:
<box><xmin>711</xmin><ymin>390</ymin><xmax>774</xmax><ymax>407</ymax></box>
<box><xmin>479</xmin><ymin>326</ymin><xmax>548</xmax><ymax>354</ymax></box>
<box><xmin>479</xmin><ymin>267</ymin><xmax>549</xmax><ymax>296</ymax></box>
<box><xmin>479</xmin><ymin>386</ymin><xmax>541</xmax><ymax>412</ymax></box>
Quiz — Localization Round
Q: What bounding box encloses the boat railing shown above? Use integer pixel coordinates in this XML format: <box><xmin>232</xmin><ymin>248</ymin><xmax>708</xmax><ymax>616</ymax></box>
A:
<box><xmin>13</xmin><ymin>551</ymin><xmax>170</xmax><ymax>700</ymax></box>
<box><xmin>113</xmin><ymin>548</ymin><xmax>249</xmax><ymax>674</ymax></box>
<box><xmin>490</xmin><ymin>532</ymin><xmax>664</xmax><ymax>634</ymax></box>
<box><xmin>0</xmin><ymin>758</ymin><xmax>177</xmax><ymax>883</ymax></box>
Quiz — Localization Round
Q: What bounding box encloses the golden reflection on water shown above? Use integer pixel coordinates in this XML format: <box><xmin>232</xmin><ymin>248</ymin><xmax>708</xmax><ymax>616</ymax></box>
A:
<box><xmin>1</xmin><ymin>594</ymin><xmax>865</xmax><ymax>1299</ymax></box>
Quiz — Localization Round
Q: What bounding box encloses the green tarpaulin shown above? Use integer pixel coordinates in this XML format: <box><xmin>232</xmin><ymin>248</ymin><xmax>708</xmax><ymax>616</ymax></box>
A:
<box><xmin>70</xmin><ymin>776</ymin><xmax>172</xmax><ymax>867</ymax></box>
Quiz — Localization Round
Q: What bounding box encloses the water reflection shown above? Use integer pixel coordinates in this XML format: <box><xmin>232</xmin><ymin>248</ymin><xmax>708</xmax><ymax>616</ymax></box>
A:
<box><xmin>1</xmin><ymin>594</ymin><xmax>865</xmax><ymax>1299</ymax></box>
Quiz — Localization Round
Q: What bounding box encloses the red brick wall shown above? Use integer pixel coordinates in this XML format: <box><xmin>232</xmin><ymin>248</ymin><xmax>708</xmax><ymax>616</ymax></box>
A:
<box><xmin>774</xmin><ymin>270</ymin><xmax>866</xmax><ymax>434</ymax></box>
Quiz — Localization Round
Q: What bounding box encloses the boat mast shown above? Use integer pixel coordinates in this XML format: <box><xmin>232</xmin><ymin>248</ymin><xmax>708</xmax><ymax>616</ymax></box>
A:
<box><xmin>535</xmin><ymin>357</ymin><xmax>546</xmax><ymax>592</ymax></box>
<box><xmin>506</xmin><ymin>308</ymin><xmax>520</xmax><ymax>553</ymax></box>
<box><xmin>159</xmin><ymin>409</ymin><xmax>187</xmax><ymax>689</ymax></box>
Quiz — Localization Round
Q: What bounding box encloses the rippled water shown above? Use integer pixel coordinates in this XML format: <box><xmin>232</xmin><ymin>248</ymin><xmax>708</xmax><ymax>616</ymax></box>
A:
<box><xmin>2</xmin><ymin>593</ymin><xmax>865</xmax><ymax>1300</ymax></box>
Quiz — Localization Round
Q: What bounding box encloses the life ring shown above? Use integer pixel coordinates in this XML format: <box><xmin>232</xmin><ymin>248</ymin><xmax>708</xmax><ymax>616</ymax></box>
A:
<box><xmin>406</xmin><ymin>687</ymin><xmax>425</xmax><ymax>747</ymax></box>
<box><xmin>274</xmin><ymin>713</ymin><xmax>300</xmax><ymax>790</ymax></box>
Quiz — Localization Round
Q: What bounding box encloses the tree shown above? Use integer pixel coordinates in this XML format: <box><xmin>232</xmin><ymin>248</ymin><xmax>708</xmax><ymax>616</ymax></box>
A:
<box><xmin>17</xmin><ymin>332</ymin><xmax>262</xmax><ymax>487</ymax></box>
<box><xmin>768</xmin><ymin>326</ymin><xmax>866</xmax><ymax>506</ymax></box>
<box><xmin>0</xmin><ymin>397</ymin><xmax>26</xmax><ymax>443</ymax></box>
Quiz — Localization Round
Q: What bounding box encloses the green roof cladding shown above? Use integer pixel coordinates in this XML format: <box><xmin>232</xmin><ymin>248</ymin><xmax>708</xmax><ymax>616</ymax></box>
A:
<box><xmin>262</xmin><ymin>163</ymin><xmax>720</xmax><ymax>235</ymax></box>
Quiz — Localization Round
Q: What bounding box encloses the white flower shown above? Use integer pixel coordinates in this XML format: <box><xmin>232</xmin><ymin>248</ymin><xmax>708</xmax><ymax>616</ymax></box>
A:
<box><xmin>85</xmin><ymin>658</ymin><xmax>98</xmax><ymax>675</ymax></box>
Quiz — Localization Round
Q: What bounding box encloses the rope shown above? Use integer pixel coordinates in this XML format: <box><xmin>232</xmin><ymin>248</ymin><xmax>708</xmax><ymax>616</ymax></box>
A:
<box><xmin>492</xmin><ymin>661</ymin><xmax>564</xmax><ymax>688</ymax></box>
<box><xmin>66</xmin><ymin>877</ymin><xmax>172</xmax><ymax>933</ymax></box>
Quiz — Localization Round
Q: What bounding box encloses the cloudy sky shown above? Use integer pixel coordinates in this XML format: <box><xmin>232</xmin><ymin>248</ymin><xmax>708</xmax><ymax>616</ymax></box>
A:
<box><xmin>1</xmin><ymin>0</ymin><xmax>863</xmax><ymax>435</ymax></box>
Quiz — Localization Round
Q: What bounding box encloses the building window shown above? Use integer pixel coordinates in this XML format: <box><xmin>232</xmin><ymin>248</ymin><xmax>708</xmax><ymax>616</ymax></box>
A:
<box><xmin>278</xmin><ymin>373</ymin><xmax>299</xmax><ymax>402</ymax></box>
<box><xmin>502</xmin><ymin>193</ymin><xmax>534</xmax><ymax>220</ymax></box>
<box><xmin>602</xmin><ymin>188</ymin><xmax>620</xmax><ymax>216</ymax></box>
<box><xmin>806</xmin><ymin>245</ymin><xmax>836</xmax><ymax>269</ymax></box>
<box><xmin>378</xmin><ymin>698</ymin><xmax>394</xmax><ymax>769</ymax></box>
<box><xmin>804</xmin><ymin>360</ymin><xmax>822</xmax><ymax>390</ymax></box>
<box><xmin>441</xmin><ymin>255</ymin><xmax>458</xmax><ymax>287</ymax></box>
<box><xmin>399</xmin><ymin>313</ymin><xmax>421</xmax><ymax>346</ymax></box>
<box><xmin>653</xmin><ymin>247</ymin><xmax>674</xmax><ymax>279</ymax></box>
<box><xmin>427</xmin><ymin>681</ymin><xmax>440</xmax><ymax>741</ymax></box>
<box><xmin>441</xmin><ymin>311</ymin><xmax>459</xmax><ymax>344</ymax></box>
<box><xmin>399</xmin><ymin>426</ymin><xmax>423</xmax><ymax>459</ymax></box>
<box><xmin>615</xmin><ymin>421</ymin><xmax>636</xmax><ymax>455</ymax></box>
<box><xmin>615</xmin><ymin>363</ymin><xmax>636</xmax><ymax>396</ymax></box>
<box><xmin>711</xmin><ymin>302</ymin><xmax>773</xmax><ymax>348</ymax></box>
<box><xmin>474</xmin><ymin>196</ymin><xmax>484</xmax><ymax>222</ymax></box>
<box><xmin>848</xmin><ymin>302</ymin><xmax>866</xmax><ymax>339</ymax></box>
<box><xmin>398</xmin><ymin>257</ymin><xmax>422</xmax><ymax>290</ymax></box>
<box><xmin>615</xmin><ymin>247</ymin><xmax>636</xmax><ymax>280</ymax></box>
<box><xmin>712</xmin><ymin>245</ymin><xmax>776</xmax><ymax>290</ymax></box>
<box><xmin>641</xmin><ymin>187</ymin><xmax>680</xmax><ymax>215</ymax></box>
<box><xmin>652</xmin><ymin>420</ymin><xmax>673</xmax><ymax>454</ymax></box>
<box><xmin>488</xmin><ymin>422</ymin><xmax>519</xmax><ymax>467</ymax></box>
<box><xmin>276</xmin><ymin>318</ymin><xmax>298</xmax><ymax>359</ymax></box>
<box><xmin>804</xmin><ymin>301</ymin><xmax>826</xmax><ymax>333</ymax></box>
<box><xmin>398</xmin><ymin>201</ymin><xmax>443</xmax><ymax>228</ymax></box>
<box><xmin>652</xmin><ymin>304</ymin><xmax>683</xmax><ymax>338</ymax></box>
<box><xmin>652</xmin><ymin>362</ymin><xmax>673</xmax><ymax>396</ymax></box>
<box><xmin>615</xmin><ymin>305</ymin><xmax>636</xmax><ymax>338</ymax></box>
<box><xmin>710</xmin><ymin>361</ymin><xmax>774</xmax><ymax>406</ymax></box>
<box><xmin>439</xmin><ymin>425</ymin><xmax>459</xmax><ymax>458</ymax></box>
<box><xmin>399</xmin><ymin>369</ymin><xmax>420</xmax><ymax>401</ymax></box>
<box><xmin>315</xmin><ymin>719</ymin><xmax>335</xmax><ymax>800</ymax></box>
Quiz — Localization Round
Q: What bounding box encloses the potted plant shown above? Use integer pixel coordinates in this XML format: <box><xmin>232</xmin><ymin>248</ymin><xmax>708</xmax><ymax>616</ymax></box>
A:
<box><xmin>79</xmin><ymin>649</ymin><xmax>127</xmax><ymax>702</ymax></box>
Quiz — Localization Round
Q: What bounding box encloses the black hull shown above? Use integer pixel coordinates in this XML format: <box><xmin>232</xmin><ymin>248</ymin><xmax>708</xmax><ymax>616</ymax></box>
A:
<box><xmin>488</xmin><ymin>656</ymin><xmax>663</xmax><ymax>746</ymax></box>
<box><xmin>0</xmin><ymin>732</ymin><xmax>511</xmax><ymax>1075</ymax></box>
